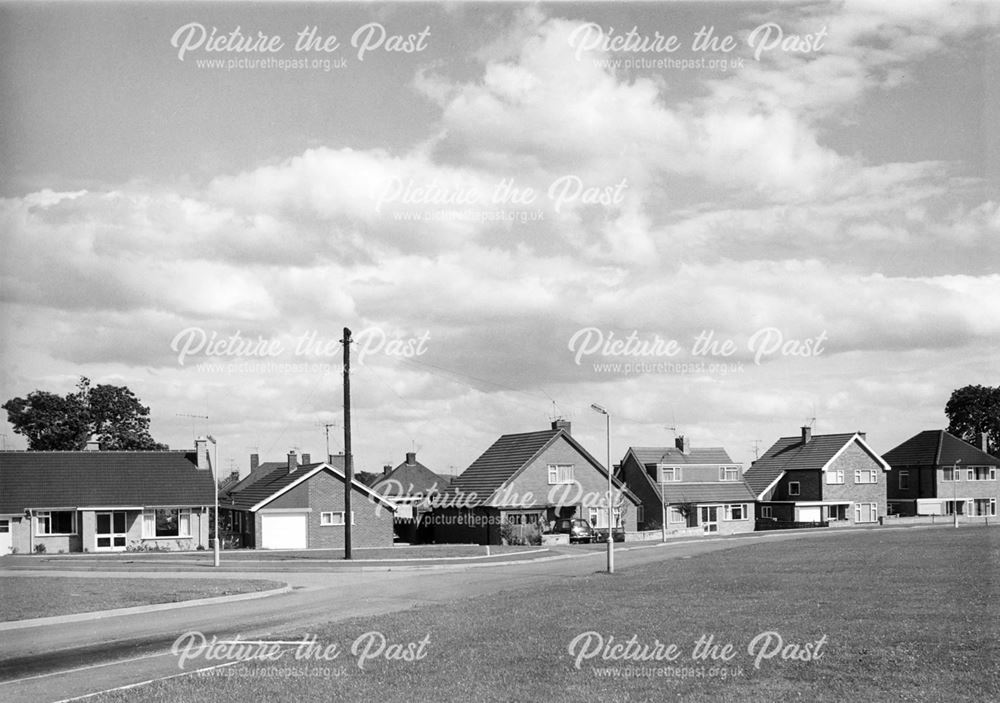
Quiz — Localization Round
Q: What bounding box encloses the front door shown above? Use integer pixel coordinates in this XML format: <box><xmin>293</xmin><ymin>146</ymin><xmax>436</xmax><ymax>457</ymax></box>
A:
<box><xmin>96</xmin><ymin>511</ymin><xmax>128</xmax><ymax>551</ymax></box>
<box><xmin>700</xmin><ymin>506</ymin><xmax>718</xmax><ymax>533</ymax></box>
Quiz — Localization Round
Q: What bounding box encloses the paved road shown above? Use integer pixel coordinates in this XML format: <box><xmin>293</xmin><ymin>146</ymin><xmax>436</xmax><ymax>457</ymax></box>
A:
<box><xmin>0</xmin><ymin>529</ymin><xmax>881</xmax><ymax>702</ymax></box>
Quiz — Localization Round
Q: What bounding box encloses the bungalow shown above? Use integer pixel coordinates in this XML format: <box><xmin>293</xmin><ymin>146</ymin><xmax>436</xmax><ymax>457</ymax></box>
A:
<box><xmin>371</xmin><ymin>451</ymin><xmax>450</xmax><ymax>543</ymax></box>
<box><xmin>429</xmin><ymin>420</ymin><xmax>640</xmax><ymax>545</ymax></box>
<box><xmin>883</xmin><ymin>430</ymin><xmax>998</xmax><ymax>518</ymax></box>
<box><xmin>0</xmin><ymin>439</ymin><xmax>215</xmax><ymax>554</ymax></box>
<box><xmin>617</xmin><ymin>436</ymin><xmax>756</xmax><ymax>536</ymax></box>
<box><xmin>220</xmin><ymin>450</ymin><xmax>396</xmax><ymax>549</ymax></box>
<box><xmin>745</xmin><ymin>427</ymin><xmax>889</xmax><ymax>526</ymax></box>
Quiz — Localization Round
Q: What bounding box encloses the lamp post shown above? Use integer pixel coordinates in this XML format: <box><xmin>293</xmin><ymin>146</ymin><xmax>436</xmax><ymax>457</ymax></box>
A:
<box><xmin>206</xmin><ymin>435</ymin><xmax>220</xmax><ymax>567</ymax></box>
<box><xmin>590</xmin><ymin>404</ymin><xmax>614</xmax><ymax>574</ymax></box>
<box><xmin>952</xmin><ymin>458</ymin><xmax>961</xmax><ymax>529</ymax></box>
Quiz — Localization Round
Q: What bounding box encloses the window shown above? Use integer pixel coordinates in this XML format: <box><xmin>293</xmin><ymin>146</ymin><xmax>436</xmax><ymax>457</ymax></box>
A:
<box><xmin>969</xmin><ymin>466</ymin><xmax>994</xmax><ymax>481</ymax></box>
<box><xmin>945</xmin><ymin>500</ymin><xmax>966</xmax><ymax>516</ymax></box>
<box><xmin>788</xmin><ymin>482</ymin><xmax>800</xmax><ymax>496</ymax></box>
<box><xmin>143</xmin><ymin>509</ymin><xmax>190</xmax><ymax>538</ymax></box>
<box><xmin>547</xmin><ymin>464</ymin><xmax>574</xmax><ymax>485</ymax></box>
<box><xmin>826</xmin><ymin>470</ymin><xmax>844</xmax><ymax>485</ymax></box>
<box><xmin>658</xmin><ymin>465</ymin><xmax>681</xmax><ymax>482</ymax></box>
<box><xmin>855</xmin><ymin>469</ymin><xmax>877</xmax><ymax>484</ymax></box>
<box><xmin>898</xmin><ymin>471</ymin><xmax>909</xmax><ymax>490</ymax></box>
<box><xmin>724</xmin><ymin>504</ymin><xmax>747</xmax><ymax>520</ymax></box>
<box><xmin>972</xmin><ymin>499</ymin><xmax>996</xmax><ymax>517</ymax></box>
<box><xmin>668</xmin><ymin>507</ymin><xmax>685</xmax><ymax>524</ymax></box>
<box><xmin>36</xmin><ymin>511</ymin><xmax>76</xmax><ymax>535</ymax></box>
<box><xmin>719</xmin><ymin>466</ymin><xmax>740</xmax><ymax>482</ymax></box>
<box><xmin>320</xmin><ymin>511</ymin><xmax>354</xmax><ymax>526</ymax></box>
<box><xmin>761</xmin><ymin>506</ymin><xmax>773</xmax><ymax>519</ymax></box>
<box><xmin>967</xmin><ymin>469</ymin><xmax>974</xmax><ymax>482</ymax></box>
<box><xmin>942</xmin><ymin>466</ymin><xmax>960</xmax><ymax>481</ymax></box>
<box><xmin>855</xmin><ymin>503</ymin><xmax>878</xmax><ymax>523</ymax></box>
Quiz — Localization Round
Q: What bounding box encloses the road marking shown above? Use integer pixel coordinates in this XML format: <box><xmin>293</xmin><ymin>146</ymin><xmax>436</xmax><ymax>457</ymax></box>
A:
<box><xmin>0</xmin><ymin>650</ymin><xmax>176</xmax><ymax>686</ymax></box>
<box><xmin>53</xmin><ymin>660</ymin><xmax>246</xmax><ymax>703</ymax></box>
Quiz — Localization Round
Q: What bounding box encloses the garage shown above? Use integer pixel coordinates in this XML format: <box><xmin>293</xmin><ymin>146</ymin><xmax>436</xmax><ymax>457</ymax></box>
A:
<box><xmin>260</xmin><ymin>513</ymin><xmax>308</xmax><ymax>549</ymax></box>
<box><xmin>797</xmin><ymin>506</ymin><xmax>822</xmax><ymax>523</ymax></box>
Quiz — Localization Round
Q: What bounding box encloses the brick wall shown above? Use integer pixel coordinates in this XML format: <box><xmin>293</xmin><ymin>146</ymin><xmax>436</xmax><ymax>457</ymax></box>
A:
<box><xmin>825</xmin><ymin>442</ymin><xmax>886</xmax><ymax>523</ymax></box>
<box><xmin>306</xmin><ymin>470</ymin><xmax>394</xmax><ymax>549</ymax></box>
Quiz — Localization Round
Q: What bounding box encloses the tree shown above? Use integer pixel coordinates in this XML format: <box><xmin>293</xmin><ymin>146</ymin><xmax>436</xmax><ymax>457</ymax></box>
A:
<box><xmin>945</xmin><ymin>384</ymin><xmax>1000</xmax><ymax>454</ymax></box>
<box><xmin>3</xmin><ymin>376</ymin><xmax>167</xmax><ymax>450</ymax></box>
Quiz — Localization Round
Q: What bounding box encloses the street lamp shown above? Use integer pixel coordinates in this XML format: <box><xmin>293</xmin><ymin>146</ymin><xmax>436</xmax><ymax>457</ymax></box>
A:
<box><xmin>952</xmin><ymin>458</ymin><xmax>961</xmax><ymax>529</ymax></box>
<box><xmin>206</xmin><ymin>435</ymin><xmax>221</xmax><ymax>567</ymax></box>
<box><xmin>590</xmin><ymin>404</ymin><xmax>614</xmax><ymax>574</ymax></box>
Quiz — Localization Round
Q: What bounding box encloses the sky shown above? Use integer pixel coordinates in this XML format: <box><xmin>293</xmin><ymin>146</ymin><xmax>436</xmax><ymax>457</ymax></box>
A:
<box><xmin>1</xmin><ymin>0</ymin><xmax>998</xmax><ymax>478</ymax></box>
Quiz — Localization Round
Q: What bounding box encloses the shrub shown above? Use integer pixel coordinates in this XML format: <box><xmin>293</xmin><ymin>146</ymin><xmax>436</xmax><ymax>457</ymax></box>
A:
<box><xmin>34</xmin><ymin>543</ymin><xmax>46</xmax><ymax>554</ymax></box>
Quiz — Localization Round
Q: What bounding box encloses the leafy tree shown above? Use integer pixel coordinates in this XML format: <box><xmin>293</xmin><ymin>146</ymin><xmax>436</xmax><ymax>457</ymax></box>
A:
<box><xmin>945</xmin><ymin>384</ymin><xmax>1000</xmax><ymax>454</ymax></box>
<box><xmin>3</xmin><ymin>376</ymin><xmax>167</xmax><ymax>450</ymax></box>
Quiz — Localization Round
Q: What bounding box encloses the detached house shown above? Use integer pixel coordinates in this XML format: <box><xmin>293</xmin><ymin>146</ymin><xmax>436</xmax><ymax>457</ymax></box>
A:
<box><xmin>221</xmin><ymin>451</ymin><xmax>396</xmax><ymax>550</ymax></box>
<box><xmin>0</xmin><ymin>440</ymin><xmax>215</xmax><ymax>554</ymax></box>
<box><xmin>371</xmin><ymin>451</ymin><xmax>449</xmax><ymax>543</ymax></box>
<box><xmin>883</xmin><ymin>430</ymin><xmax>998</xmax><ymax>519</ymax></box>
<box><xmin>745</xmin><ymin>428</ymin><xmax>889</xmax><ymax>526</ymax></box>
<box><xmin>617</xmin><ymin>436</ymin><xmax>755</xmax><ymax>536</ymax></box>
<box><xmin>430</xmin><ymin>420</ymin><xmax>640</xmax><ymax>545</ymax></box>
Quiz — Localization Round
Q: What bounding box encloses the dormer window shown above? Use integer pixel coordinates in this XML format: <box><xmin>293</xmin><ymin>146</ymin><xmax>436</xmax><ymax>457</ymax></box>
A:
<box><xmin>658</xmin><ymin>465</ymin><xmax>681</xmax><ymax>482</ymax></box>
<box><xmin>719</xmin><ymin>466</ymin><xmax>740</xmax><ymax>481</ymax></box>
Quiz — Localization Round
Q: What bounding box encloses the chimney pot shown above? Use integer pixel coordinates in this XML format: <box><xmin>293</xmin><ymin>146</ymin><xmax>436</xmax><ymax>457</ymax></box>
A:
<box><xmin>384</xmin><ymin>463</ymin><xmax>393</xmax><ymax>476</ymax></box>
<box><xmin>287</xmin><ymin>450</ymin><xmax>298</xmax><ymax>473</ymax></box>
<box><xmin>302</xmin><ymin>453</ymin><xmax>311</xmax><ymax>465</ymax></box>
<box><xmin>675</xmin><ymin>435</ymin><xmax>690</xmax><ymax>454</ymax></box>
<box><xmin>406</xmin><ymin>451</ymin><xmax>416</xmax><ymax>465</ymax></box>
<box><xmin>801</xmin><ymin>426</ymin><xmax>812</xmax><ymax>444</ymax></box>
<box><xmin>979</xmin><ymin>432</ymin><xmax>990</xmax><ymax>453</ymax></box>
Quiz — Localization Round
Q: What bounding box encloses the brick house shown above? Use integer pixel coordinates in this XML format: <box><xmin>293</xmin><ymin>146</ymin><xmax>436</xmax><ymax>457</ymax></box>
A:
<box><xmin>371</xmin><ymin>451</ymin><xmax>450</xmax><ymax>543</ymax></box>
<box><xmin>883</xmin><ymin>430</ymin><xmax>998</xmax><ymax>518</ymax></box>
<box><xmin>745</xmin><ymin>428</ymin><xmax>889</xmax><ymax>526</ymax></box>
<box><xmin>0</xmin><ymin>440</ymin><xmax>215</xmax><ymax>554</ymax></box>
<box><xmin>220</xmin><ymin>451</ymin><xmax>396</xmax><ymax>549</ymax></box>
<box><xmin>429</xmin><ymin>420</ymin><xmax>640</xmax><ymax>545</ymax></box>
<box><xmin>617</xmin><ymin>436</ymin><xmax>755</xmax><ymax>536</ymax></box>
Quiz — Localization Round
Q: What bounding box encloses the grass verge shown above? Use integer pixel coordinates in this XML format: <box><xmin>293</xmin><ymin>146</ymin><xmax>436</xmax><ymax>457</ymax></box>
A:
<box><xmin>95</xmin><ymin>526</ymin><xmax>999</xmax><ymax>702</ymax></box>
<box><xmin>0</xmin><ymin>577</ymin><xmax>283</xmax><ymax>621</ymax></box>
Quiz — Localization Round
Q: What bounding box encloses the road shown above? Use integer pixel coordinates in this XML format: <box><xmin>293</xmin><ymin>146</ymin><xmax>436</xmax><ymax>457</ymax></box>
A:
<box><xmin>0</xmin><ymin>530</ymin><xmax>865</xmax><ymax>702</ymax></box>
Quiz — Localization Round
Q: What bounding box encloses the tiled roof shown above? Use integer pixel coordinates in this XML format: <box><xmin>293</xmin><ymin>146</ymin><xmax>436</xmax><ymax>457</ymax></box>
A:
<box><xmin>449</xmin><ymin>430</ymin><xmax>561</xmax><ymax>502</ymax></box>
<box><xmin>222</xmin><ymin>462</ymin><xmax>284</xmax><ymax>498</ymax></box>
<box><xmin>447</xmin><ymin>429</ymin><xmax>637</xmax><ymax>507</ymax></box>
<box><xmin>0</xmin><ymin>450</ymin><xmax>214</xmax><ymax>513</ymax></box>
<box><xmin>883</xmin><ymin>430</ymin><xmax>1000</xmax><ymax>468</ymax></box>
<box><xmin>372</xmin><ymin>459</ymin><xmax>449</xmax><ymax>497</ymax></box>
<box><xmin>629</xmin><ymin>447</ymin><xmax>735</xmax><ymax>465</ymax></box>
<box><xmin>658</xmin><ymin>482</ymin><xmax>757</xmax><ymax>504</ymax></box>
<box><xmin>743</xmin><ymin>433</ymin><xmax>858</xmax><ymax>498</ymax></box>
<box><xmin>224</xmin><ymin>463</ymin><xmax>317</xmax><ymax>511</ymax></box>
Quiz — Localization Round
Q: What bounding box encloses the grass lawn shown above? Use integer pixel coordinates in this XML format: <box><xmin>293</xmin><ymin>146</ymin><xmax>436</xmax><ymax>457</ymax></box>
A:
<box><xmin>96</xmin><ymin>526</ymin><xmax>999</xmax><ymax>702</ymax></box>
<box><xmin>0</xmin><ymin>577</ymin><xmax>283</xmax><ymax>622</ymax></box>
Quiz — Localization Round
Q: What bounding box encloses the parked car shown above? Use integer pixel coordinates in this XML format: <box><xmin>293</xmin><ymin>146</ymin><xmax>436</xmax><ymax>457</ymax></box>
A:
<box><xmin>591</xmin><ymin>527</ymin><xmax>626</xmax><ymax>543</ymax></box>
<box><xmin>551</xmin><ymin>518</ymin><xmax>594</xmax><ymax>543</ymax></box>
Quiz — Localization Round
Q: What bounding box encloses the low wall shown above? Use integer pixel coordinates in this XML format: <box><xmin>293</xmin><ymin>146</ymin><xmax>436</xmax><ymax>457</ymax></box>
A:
<box><xmin>882</xmin><ymin>514</ymin><xmax>994</xmax><ymax>527</ymax></box>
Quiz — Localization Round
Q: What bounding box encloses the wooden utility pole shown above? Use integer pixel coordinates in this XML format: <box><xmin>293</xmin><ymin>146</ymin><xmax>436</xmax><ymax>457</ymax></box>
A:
<box><xmin>342</xmin><ymin>327</ymin><xmax>353</xmax><ymax>560</ymax></box>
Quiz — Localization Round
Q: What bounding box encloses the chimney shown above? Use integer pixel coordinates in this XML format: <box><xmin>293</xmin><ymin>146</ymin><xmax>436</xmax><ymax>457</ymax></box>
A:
<box><xmin>287</xmin><ymin>450</ymin><xmax>298</xmax><ymax>473</ymax></box>
<box><xmin>85</xmin><ymin>435</ymin><xmax>101</xmax><ymax>451</ymax></box>
<box><xmin>384</xmin><ymin>463</ymin><xmax>393</xmax><ymax>476</ymax></box>
<box><xmin>406</xmin><ymin>451</ymin><xmax>416</xmax><ymax>465</ymax></box>
<box><xmin>675</xmin><ymin>435</ymin><xmax>690</xmax><ymax>454</ymax></box>
<box><xmin>195</xmin><ymin>436</ymin><xmax>208</xmax><ymax>470</ymax></box>
<box><xmin>980</xmin><ymin>432</ymin><xmax>990</xmax><ymax>453</ymax></box>
<box><xmin>801</xmin><ymin>426</ymin><xmax>812</xmax><ymax>444</ymax></box>
<box><xmin>302</xmin><ymin>453</ymin><xmax>311</xmax><ymax>465</ymax></box>
<box><xmin>551</xmin><ymin>419</ymin><xmax>571</xmax><ymax>435</ymax></box>
<box><xmin>250</xmin><ymin>453</ymin><xmax>259</xmax><ymax>471</ymax></box>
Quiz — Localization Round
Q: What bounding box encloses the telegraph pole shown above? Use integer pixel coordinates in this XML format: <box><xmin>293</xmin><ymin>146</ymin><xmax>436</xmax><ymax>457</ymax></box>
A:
<box><xmin>342</xmin><ymin>328</ymin><xmax>353</xmax><ymax>560</ymax></box>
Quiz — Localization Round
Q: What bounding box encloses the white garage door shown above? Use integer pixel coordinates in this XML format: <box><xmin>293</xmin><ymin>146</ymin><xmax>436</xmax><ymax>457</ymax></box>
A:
<box><xmin>261</xmin><ymin>513</ymin><xmax>307</xmax><ymax>549</ymax></box>
<box><xmin>798</xmin><ymin>506</ymin><xmax>822</xmax><ymax>523</ymax></box>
